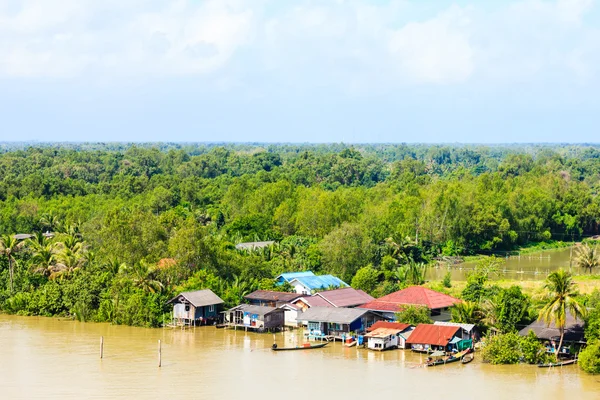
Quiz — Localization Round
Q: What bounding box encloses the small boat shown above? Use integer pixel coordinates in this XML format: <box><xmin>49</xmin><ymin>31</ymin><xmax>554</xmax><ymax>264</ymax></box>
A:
<box><xmin>271</xmin><ymin>342</ymin><xmax>328</xmax><ymax>351</ymax></box>
<box><xmin>461</xmin><ymin>353</ymin><xmax>474</xmax><ymax>364</ymax></box>
<box><xmin>537</xmin><ymin>359</ymin><xmax>577</xmax><ymax>368</ymax></box>
<box><xmin>215</xmin><ymin>323</ymin><xmax>227</xmax><ymax>329</ymax></box>
<box><xmin>426</xmin><ymin>349</ymin><xmax>471</xmax><ymax>367</ymax></box>
<box><xmin>345</xmin><ymin>341</ymin><xmax>357</xmax><ymax>348</ymax></box>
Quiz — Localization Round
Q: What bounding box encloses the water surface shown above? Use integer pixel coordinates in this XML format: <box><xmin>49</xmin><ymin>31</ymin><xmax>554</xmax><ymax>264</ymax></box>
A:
<box><xmin>1</xmin><ymin>315</ymin><xmax>598</xmax><ymax>399</ymax></box>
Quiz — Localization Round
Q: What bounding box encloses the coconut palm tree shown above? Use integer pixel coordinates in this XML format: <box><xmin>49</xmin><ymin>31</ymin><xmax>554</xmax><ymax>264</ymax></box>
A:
<box><xmin>50</xmin><ymin>247</ymin><xmax>86</xmax><ymax>279</ymax></box>
<box><xmin>0</xmin><ymin>234</ymin><xmax>26</xmax><ymax>293</ymax></box>
<box><xmin>125</xmin><ymin>261</ymin><xmax>164</xmax><ymax>294</ymax></box>
<box><xmin>30</xmin><ymin>243</ymin><xmax>58</xmax><ymax>277</ymax></box>
<box><xmin>538</xmin><ymin>270</ymin><xmax>586</xmax><ymax>358</ymax></box>
<box><xmin>574</xmin><ymin>243</ymin><xmax>600</xmax><ymax>275</ymax></box>
<box><xmin>451</xmin><ymin>301</ymin><xmax>482</xmax><ymax>325</ymax></box>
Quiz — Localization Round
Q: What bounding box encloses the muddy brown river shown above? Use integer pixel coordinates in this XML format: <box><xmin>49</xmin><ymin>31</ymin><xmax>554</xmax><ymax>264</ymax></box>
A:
<box><xmin>1</xmin><ymin>315</ymin><xmax>599</xmax><ymax>399</ymax></box>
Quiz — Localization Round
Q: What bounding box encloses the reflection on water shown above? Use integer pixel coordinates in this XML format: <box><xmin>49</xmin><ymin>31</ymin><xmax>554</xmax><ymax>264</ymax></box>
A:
<box><xmin>429</xmin><ymin>247</ymin><xmax>580</xmax><ymax>281</ymax></box>
<box><xmin>1</xmin><ymin>315</ymin><xmax>599</xmax><ymax>399</ymax></box>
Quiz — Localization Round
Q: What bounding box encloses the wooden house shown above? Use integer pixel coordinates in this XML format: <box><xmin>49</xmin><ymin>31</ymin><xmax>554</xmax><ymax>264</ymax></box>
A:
<box><xmin>364</xmin><ymin>321</ymin><xmax>414</xmax><ymax>350</ymax></box>
<box><xmin>167</xmin><ymin>289</ymin><xmax>224</xmax><ymax>326</ymax></box>
<box><xmin>405</xmin><ymin>324</ymin><xmax>463</xmax><ymax>353</ymax></box>
<box><xmin>224</xmin><ymin>304</ymin><xmax>285</xmax><ymax>332</ymax></box>
<box><xmin>518</xmin><ymin>313</ymin><xmax>585</xmax><ymax>355</ymax></box>
<box><xmin>359</xmin><ymin>286</ymin><xmax>461</xmax><ymax>322</ymax></box>
<box><xmin>298</xmin><ymin>307</ymin><xmax>385</xmax><ymax>340</ymax></box>
<box><xmin>278</xmin><ymin>303</ymin><xmax>302</xmax><ymax>327</ymax></box>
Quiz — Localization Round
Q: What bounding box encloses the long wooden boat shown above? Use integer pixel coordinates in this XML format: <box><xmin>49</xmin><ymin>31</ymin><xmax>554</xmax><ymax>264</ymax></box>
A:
<box><xmin>537</xmin><ymin>359</ymin><xmax>576</xmax><ymax>368</ymax></box>
<box><xmin>215</xmin><ymin>323</ymin><xmax>227</xmax><ymax>329</ymax></box>
<box><xmin>271</xmin><ymin>342</ymin><xmax>328</xmax><ymax>351</ymax></box>
<box><xmin>426</xmin><ymin>349</ymin><xmax>471</xmax><ymax>367</ymax></box>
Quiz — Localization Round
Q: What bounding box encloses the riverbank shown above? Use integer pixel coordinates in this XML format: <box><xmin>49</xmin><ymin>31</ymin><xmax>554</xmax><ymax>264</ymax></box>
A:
<box><xmin>426</xmin><ymin>274</ymin><xmax>600</xmax><ymax>298</ymax></box>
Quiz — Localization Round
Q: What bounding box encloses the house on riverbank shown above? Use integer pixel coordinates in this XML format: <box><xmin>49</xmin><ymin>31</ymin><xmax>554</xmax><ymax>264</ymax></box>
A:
<box><xmin>167</xmin><ymin>289</ymin><xmax>224</xmax><ymax>326</ymax></box>
<box><xmin>224</xmin><ymin>304</ymin><xmax>284</xmax><ymax>332</ymax></box>
<box><xmin>519</xmin><ymin>313</ymin><xmax>586</xmax><ymax>355</ymax></box>
<box><xmin>405</xmin><ymin>324</ymin><xmax>464</xmax><ymax>353</ymax></box>
<box><xmin>299</xmin><ymin>307</ymin><xmax>385</xmax><ymax>340</ymax></box>
<box><xmin>289</xmin><ymin>275</ymin><xmax>348</xmax><ymax>295</ymax></box>
<box><xmin>434</xmin><ymin>321</ymin><xmax>479</xmax><ymax>341</ymax></box>
<box><xmin>358</xmin><ymin>287</ymin><xmax>461</xmax><ymax>322</ymax></box>
<box><xmin>364</xmin><ymin>321</ymin><xmax>414</xmax><ymax>350</ymax></box>
<box><xmin>244</xmin><ymin>290</ymin><xmax>303</xmax><ymax>307</ymax></box>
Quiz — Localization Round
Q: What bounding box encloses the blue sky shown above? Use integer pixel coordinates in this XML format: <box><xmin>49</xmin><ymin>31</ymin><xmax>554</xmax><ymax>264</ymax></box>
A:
<box><xmin>1</xmin><ymin>0</ymin><xmax>599</xmax><ymax>143</ymax></box>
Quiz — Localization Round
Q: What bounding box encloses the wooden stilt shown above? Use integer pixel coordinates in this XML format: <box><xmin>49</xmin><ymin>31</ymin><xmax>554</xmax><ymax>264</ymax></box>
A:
<box><xmin>100</xmin><ymin>336</ymin><xmax>104</xmax><ymax>359</ymax></box>
<box><xmin>158</xmin><ymin>339</ymin><xmax>162</xmax><ymax>368</ymax></box>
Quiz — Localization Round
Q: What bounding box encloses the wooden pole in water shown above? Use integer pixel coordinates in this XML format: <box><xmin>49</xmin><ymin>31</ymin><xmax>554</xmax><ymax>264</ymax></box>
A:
<box><xmin>158</xmin><ymin>339</ymin><xmax>162</xmax><ymax>368</ymax></box>
<box><xmin>100</xmin><ymin>336</ymin><xmax>104</xmax><ymax>359</ymax></box>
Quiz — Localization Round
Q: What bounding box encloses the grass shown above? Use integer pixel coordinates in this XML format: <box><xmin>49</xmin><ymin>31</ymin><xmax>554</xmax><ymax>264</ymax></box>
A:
<box><xmin>426</xmin><ymin>274</ymin><xmax>600</xmax><ymax>297</ymax></box>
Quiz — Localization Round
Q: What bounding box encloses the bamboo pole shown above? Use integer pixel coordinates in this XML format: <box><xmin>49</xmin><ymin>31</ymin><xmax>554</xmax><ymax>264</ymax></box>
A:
<box><xmin>100</xmin><ymin>336</ymin><xmax>104</xmax><ymax>359</ymax></box>
<box><xmin>158</xmin><ymin>339</ymin><xmax>162</xmax><ymax>368</ymax></box>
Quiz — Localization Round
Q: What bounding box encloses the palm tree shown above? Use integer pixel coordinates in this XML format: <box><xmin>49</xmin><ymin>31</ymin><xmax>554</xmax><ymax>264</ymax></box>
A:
<box><xmin>538</xmin><ymin>270</ymin><xmax>586</xmax><ymax>357</ymax></box>
<box><xmin>50</xmin><ymin>247</ymin><xmax>86</xmax><ymax>279</ymax></box>
<box><xmin>451</xmin><ymin>301</ymin><xmax>481</xmax><ymax>325</ymax></box>
<box><xmin>39</xmin><ymin>213</ymin><xmax>61</xmax><ymax>233</ymax></box>
<box><xmin>125</xmin><ymin>261</ymin><xmax>164</xmax><ymax>294</ymax></box>
<box><xmin>0</xmin><ymin>234</ymin><xmax>26</xmax><ymax>293</ymax></box>
<box><xmin>30</xmin><ymin>243</ymin><xmax>58</xmax><ymax>276</ymax></box>
<box><xmin>574</xmin><ymin>244</ymin><xmax>600</xmax><ymax>274</ymax></box>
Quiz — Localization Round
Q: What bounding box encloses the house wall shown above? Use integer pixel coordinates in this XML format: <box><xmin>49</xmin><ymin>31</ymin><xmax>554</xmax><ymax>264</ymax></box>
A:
<box><xmin>283</xmin><ymin>309</ymin><xmax>299</xmax><ymax>327</ymax></box>
<box><xmin>173</xmin><ymin>303</ymin><xmax>192</xmax><ymax>320</ymax></box>
<box><xmin>430</xmin><ymin>308</ymin><xmax>452</xmax><ymax>322</ymax></box>
<box><xmin>293</xmin><ymin>282</ymin><xmax>310</xmax><ymax>295</ymax></box>
<box><xmin>194</xmin><ymin>304</ymin><xmax>218</xmax><ymax>320</ymax></box>
<box><xmin>367</xmin><ymin>335</ymin><xmax>399</xmax><ymax>350</ymax></box>
<box><xmin>264</xmin><ymin>310</ymin><xmax>285</xmax><ymax>329</ymax></box>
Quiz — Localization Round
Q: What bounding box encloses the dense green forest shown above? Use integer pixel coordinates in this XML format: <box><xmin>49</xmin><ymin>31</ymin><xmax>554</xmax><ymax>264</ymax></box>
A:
<box><xmin>1</xmin><ymin>143</ymin><xmax>600</xmax><ymax>329</ymax></box>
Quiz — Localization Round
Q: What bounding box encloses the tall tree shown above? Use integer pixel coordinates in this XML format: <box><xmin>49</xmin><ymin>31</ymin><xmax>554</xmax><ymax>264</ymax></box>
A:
<box><xmin>538</xmin><ymin>270</ymin><xmax>586</xmax><ymax>357</ymax></box>
<box><xmin>0</xmin><ymin>234</ymin><xmax>25</xmax><ymax>293</ymax></box>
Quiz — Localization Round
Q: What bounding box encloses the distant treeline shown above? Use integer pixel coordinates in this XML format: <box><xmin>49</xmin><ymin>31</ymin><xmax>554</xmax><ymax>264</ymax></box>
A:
<box><xmin>0</xmin><ymin>143</ymin><xmax>599</xmax><ymax>326</ymax></box>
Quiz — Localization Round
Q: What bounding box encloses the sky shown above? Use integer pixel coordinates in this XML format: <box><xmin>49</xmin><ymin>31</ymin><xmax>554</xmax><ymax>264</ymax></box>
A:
<box><xmin>1</xmin><ymin>0</ymin><xmax>599</xmax><ymax>143</ymax></box>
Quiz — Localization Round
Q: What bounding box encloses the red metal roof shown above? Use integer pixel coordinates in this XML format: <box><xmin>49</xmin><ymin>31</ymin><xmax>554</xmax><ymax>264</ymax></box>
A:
<box><xmin>405</xmin><ymin>324</ymin><xmax>460</xmax><ymax>346</ymax></box>
<box><xmin>314</xmin><ymin>287</ymin><xmax>375</xmax><ymax>307</ymax></box>
<box><xmin>366</xmin><ymin>321</ymin><xmax>411</xmax><ymax>332</ymax></box>
<box><xmin>358</xmin><ymin>286</ymin><xmax>460</xmax><ymax>311</ymax></box>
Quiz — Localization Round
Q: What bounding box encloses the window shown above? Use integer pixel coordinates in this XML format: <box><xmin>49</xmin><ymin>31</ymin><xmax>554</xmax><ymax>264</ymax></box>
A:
<box><xmin>209</xmin><ymin>305</ymin><xmax>215</xmax><ymax>313</ymax></box>
<box><xmin>185</xmin><ymin>305</ymin><xmax>190</xmax><ymax>312</ymax></box>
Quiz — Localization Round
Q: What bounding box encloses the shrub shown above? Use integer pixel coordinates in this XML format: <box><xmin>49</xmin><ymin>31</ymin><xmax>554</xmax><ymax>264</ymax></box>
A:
<box><xmin>395</xmin><ymin>305</ymin><xmax>432</xmax><ymax>325</ymax></box>
<box><xmin>481</xmin><ymin>332</ymin><xmax>522</xmax><ymax>364</ymax></box>
<box><xmin>442</xmin><ymin>272</ymin><xmax>452</xmax><ymax>288</ymax></box>
<box><xmin>579</xmin><ymin>341</ymin><xmax>600</xmax><ymax>374</ymax></box>
<box><xmin>520</xmin><ymin>330</ymin><xmax>549</xmax><ymax>364</ymax></box>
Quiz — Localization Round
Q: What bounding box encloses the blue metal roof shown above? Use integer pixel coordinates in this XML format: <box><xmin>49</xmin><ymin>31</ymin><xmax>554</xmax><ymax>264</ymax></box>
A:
<box><xmin>290</xmin><ymin>275</ymin><xmax>348</xmax><ymax>290</ymax></box>
<box><xmin>276</xmin><ymin>271</ymin><xmax>315</xmax><ymax>282</ymax></box>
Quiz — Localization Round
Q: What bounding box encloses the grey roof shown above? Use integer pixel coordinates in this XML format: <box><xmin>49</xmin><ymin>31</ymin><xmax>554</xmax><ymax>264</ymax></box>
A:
<box><xmin>244</xmin><ymin>290</ymin><xmax>303</xmax><ymax>303</ymax></box>
<box><xmin>167</xmin><ymin>290</ymin><xmax>224</xmax><ymax>307</ymax></box>
<box><xmin>228</xmin><ymin>304</ymin><xmax>281</xmax><ymax>316</ymax></box>
<box><xmin>434</xmin><ymin>321</ymin><xmax>476</xmax><ymax>332</ymax></box>
<box><xmin>519</xmin><ymin>314</ymin><xmax>585</xmax><ymax>343</ymax></box>
<box><xmin>13</xmin><ymin>233</ymin><xmax>33</xmax><ymax>240</ymax></box>
<box><xmin>235</xmin><ymin>241</ymin><xmax>275</xmax><ymax>250</ymax></box>
<box><xmin>296</xmin><ymin>306</ymin><xmax>370</xmax><ymax>324</ymax></box>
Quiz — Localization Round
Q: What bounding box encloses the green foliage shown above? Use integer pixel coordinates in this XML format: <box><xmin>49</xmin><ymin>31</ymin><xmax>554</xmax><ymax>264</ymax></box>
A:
<box><xmin>350</xmin><ymin>265</ymin><xmax>379</xmax><ymax>295</ymax></box>
<box><xmin>578</xmin><ymin>341</ymin><xmax>600</xmax><ymax>374</ymax></box>
<box><xmin>520</xmin><ymin>330</ymin><xmax>549</xmax><ymax>364</ymax></box>
<box><xmin>481</xmin><ymin>332</ymin><xmax>522</xmax><ymax>365</ymax></box>
<box><xmin>442</xmin><ymin>271</ymin><xmax>452</xmax><ymax>288</ymax></box>
<box><xmin>2</xmin><ymin>143</ymin><xmax>600</xmax><ymax>328</ymax></box>
<box><xmin>395</xmin><ymin>304</ymin><xmax>432</xmax><ymax>325</ymax></box>
<box><xmin>494</xmin><ymin>286</ymin><xmax>530</xmax><ymax>333</ymax></box>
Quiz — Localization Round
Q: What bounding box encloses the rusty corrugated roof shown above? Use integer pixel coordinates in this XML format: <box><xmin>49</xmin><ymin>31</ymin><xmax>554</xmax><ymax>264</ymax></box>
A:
<box><xmin>314</xmin><ymin>287</ymin><xmax>375</xmax><ymax>307</ymax></box>
<box><xmin>244</xmin><ymin>290</ymin><xmax>303</xmax><ymax>303</ymax></box>
<box><xmin>366</xmin><ymin>321</ymin><xmax>411</xmax><ymax>332</ymax></box>
<box><xmin>405</xmin><ymin>324</ymin><xmax>460</xmax><ymax>346</ymax></box>
<box><xmin>358</xmin><ymin>286</ymin><xmax>461</xmax><ymax>311</ymax></box>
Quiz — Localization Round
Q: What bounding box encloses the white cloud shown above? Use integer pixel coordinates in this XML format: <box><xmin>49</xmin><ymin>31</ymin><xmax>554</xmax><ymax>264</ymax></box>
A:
<box><xmin>0</xmin><ymin>0</ymin><xmax>598</xmax><ymax>91</ymax></box>
<box><xmin>388</xmin><ymin>7</ymin><xmax>474</xmax><ymax>84</ymax></box>
<box><xmin>0</xmin><ymin>0</ymin><xmax>255</xmax><ymax>78</ymax></box>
